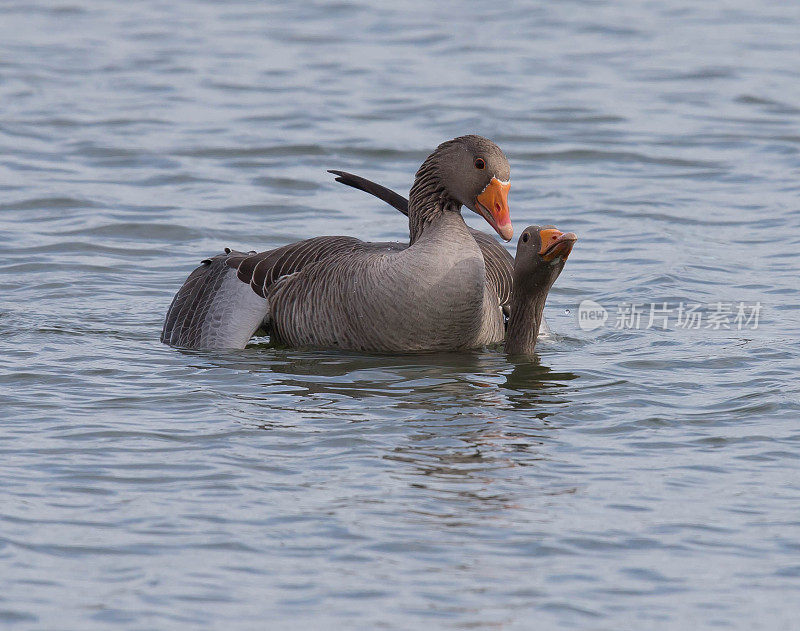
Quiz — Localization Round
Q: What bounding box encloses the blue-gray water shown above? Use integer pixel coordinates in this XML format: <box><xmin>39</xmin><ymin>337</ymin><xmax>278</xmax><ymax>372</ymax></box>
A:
<box><xmin>2</xmin><ymin>1</ymin><xmax>800</xmax><ymax>629</ymax></box>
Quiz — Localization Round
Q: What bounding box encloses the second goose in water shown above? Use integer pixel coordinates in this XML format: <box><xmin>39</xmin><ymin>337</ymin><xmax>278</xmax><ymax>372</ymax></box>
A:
<box><xmin>505</xmin><ymin>226</ymin><xmax>576</xmax><ymax>354</ymax></box>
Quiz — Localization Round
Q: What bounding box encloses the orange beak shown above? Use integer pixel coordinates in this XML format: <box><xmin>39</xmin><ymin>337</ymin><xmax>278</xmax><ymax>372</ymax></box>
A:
<box><xmin>476</xmin><ymin>177</ymin><xmax>512</xmax><ymax>241</ymax></box>
<box><xmin>539</xmin><ymin>228</ymin><xmax>577</xmax><ymax>261</ymax></box>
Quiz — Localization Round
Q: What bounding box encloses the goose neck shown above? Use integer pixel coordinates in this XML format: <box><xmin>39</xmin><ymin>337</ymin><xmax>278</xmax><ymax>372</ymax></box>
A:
<box><xmin>505</xmin><ymin>290</ymin><xmax>548</xmax><ymax>355</ymax></box>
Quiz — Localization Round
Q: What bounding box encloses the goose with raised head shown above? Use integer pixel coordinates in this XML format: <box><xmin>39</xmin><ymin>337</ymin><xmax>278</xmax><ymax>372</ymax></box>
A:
<box><xmin>162</xmin><ymin>135</ymin><xmax>513</xmax><ymax>352</ymax></box>
<box><xmin>504</xmin><ymin>226</ymin><xmax>576</xmax><ymax>354</ymax></box>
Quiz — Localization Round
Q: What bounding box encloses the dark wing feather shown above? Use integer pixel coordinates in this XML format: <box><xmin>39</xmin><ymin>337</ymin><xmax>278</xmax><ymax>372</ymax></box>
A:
<box><xmin>230</xmin><ymin>236</ymin><xmax>363</xmax><ymax>298</ymax></box>
<box><xmin>329</xmin><ymin>170</ymin><xmax>513</xmax><ymax>309</ymax></box>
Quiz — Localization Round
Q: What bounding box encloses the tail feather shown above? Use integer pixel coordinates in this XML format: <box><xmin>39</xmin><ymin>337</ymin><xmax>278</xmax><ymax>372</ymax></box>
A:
<box><xmin>328</xmin><ymin>170</ymin><xmax>410</xmax><ymax>216</ymax></box>
<box><xmin>161</xmin><ymin>251</ymin><xmax>269</xmax><ymax>349</ymax></box>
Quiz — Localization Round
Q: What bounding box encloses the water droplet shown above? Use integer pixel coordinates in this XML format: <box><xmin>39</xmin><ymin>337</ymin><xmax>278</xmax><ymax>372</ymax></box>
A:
<box><xmin>564</xmin><ymin>309</ymin><xmax>571</xmax><ymax>315</ymax></box>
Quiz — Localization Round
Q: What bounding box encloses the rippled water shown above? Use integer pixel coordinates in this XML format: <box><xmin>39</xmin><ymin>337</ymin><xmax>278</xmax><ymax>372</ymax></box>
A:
<box><xmin>2</xmin><ymin>1</ymin><xmax>800</xmax><ymax>628</ymax></box>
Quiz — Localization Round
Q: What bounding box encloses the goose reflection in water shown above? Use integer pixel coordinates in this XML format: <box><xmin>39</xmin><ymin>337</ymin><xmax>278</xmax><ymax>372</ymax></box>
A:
<box><xmin>182</xmin><ymin>346</ymin><xmax>580</xmax><ymax>528</ymax></box>
<box><xmin>187</xmin><ymin>347</ymin><xmax>577</xmax><ymax>413</ymax></box>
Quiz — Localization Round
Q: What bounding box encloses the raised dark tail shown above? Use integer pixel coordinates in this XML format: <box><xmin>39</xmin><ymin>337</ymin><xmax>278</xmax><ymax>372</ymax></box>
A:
<box><xmin>327</xmin><ymin>170</ymin><xmax>410</xmax><ymax>216</ymax></box>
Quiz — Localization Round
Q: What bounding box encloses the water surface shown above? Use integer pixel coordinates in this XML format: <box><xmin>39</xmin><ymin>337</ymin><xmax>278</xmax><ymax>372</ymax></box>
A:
<box><xmin>2</xmin><ymin>1</ymin><xmax>800</xmax><ymax>629</ymax></box>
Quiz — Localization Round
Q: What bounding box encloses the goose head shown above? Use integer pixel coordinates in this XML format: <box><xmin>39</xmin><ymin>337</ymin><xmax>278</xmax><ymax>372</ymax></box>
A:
<box><xmin>514</xmin><ymin>225</ymin><xmax>577</xmax><ymax>286</ymax></box>
<box><xmin>416</xmin><ymin>135</ymin><xmax>513</xmax><ymax>241</ymax></box>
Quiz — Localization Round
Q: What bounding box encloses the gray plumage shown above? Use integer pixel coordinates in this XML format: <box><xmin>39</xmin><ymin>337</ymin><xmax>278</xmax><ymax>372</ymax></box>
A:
<box><xmin>264</xmin><ymin>212</ymin><xmax>503</xmax><ymax>352</ymax></box>
<box><xmin>328</xmin><ymin>169</ymin><xmax>516</xmax><ymax>319</ymax></box>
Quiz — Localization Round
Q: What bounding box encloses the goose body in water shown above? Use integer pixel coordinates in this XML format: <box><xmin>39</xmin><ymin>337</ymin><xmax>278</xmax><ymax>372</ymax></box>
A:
<box><xmin>162</xmin><ymin>135</ymin><xmax>514</xmax><ymax>352</ymax></box>
<box><xmin>161</xmin><ymin>222</ymin><xmax>575</xmax><ymax>354</ymax></box>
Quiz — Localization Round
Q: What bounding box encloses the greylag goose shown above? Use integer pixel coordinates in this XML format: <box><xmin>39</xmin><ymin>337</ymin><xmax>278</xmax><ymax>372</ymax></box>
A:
<box><xmin>162</xmin><ymin>135</ymin><xmax>513</xmax><ymax>351</ymax></box>
<box><xmin>505</xmin><ymin>225</ymin><xmax>576</xmax><ymax>354</ymax></box>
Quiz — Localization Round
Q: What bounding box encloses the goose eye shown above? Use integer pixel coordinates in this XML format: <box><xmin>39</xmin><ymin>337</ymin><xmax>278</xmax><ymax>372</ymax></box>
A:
<box><xmin>522</xmin><ymin>233</ymin><xmax>529</xmax><ymax>243</ymax></box>
<box><xmin>474</xmin><ymin>158</ymin><xmax>485</xmax><ymax>170</ymax></box>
